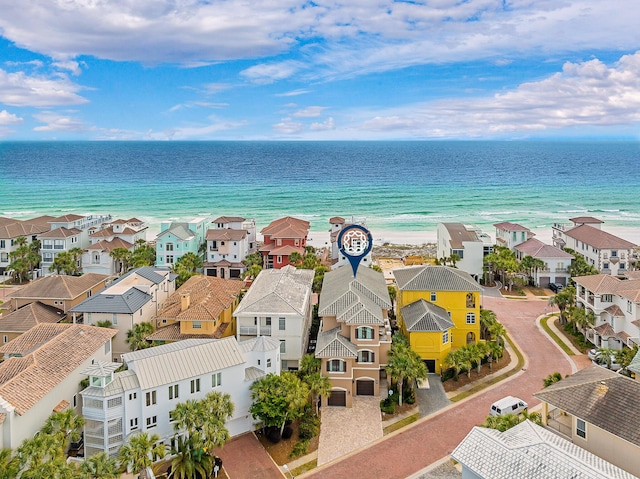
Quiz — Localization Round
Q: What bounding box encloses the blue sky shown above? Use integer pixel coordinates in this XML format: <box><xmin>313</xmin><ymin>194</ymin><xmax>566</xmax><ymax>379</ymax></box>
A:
<box><xmin>0</xmin><ymin>1</ymin><xmax>639</xmax><ymax>140</ymax></box>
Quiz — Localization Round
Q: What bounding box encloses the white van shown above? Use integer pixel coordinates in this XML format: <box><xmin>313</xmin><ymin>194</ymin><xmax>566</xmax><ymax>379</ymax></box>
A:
<box><xmin>489</xmin><ymin>396</ymin><xmax>528</xmax><ymax>416</ymax></box>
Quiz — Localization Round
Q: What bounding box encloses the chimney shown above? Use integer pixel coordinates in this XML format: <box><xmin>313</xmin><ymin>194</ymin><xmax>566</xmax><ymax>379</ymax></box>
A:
<box><xmin>180</xmin><ymin>293</ymin><xmax>191</xmax><ymax>312</ymax></box>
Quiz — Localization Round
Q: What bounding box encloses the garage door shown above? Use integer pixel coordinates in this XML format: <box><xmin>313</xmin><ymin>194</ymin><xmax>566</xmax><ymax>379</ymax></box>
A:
<box><xmin>356</xmin><ymin>379</ymin><xmax>374</xmax><ymax>396</ymax></box>
<box><xmin>328</xmin><ymin>390</ymin><xmax>346</xmax><ymax>406</ymax></box>
<box><xmin>539</xmin><ymin>277</ymin><xmax>550</xmax><ymax>287</ymax></box>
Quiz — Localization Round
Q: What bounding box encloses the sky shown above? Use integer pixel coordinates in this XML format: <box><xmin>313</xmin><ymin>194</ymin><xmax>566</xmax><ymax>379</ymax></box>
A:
<box><xmin>0</xmin><ymin>1</ymin><xmax>639</xmax><ymax>141</ymax></box>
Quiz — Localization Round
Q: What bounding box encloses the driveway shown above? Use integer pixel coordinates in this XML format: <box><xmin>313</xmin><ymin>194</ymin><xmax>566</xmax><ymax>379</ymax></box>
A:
<box><xmin>416</xmin><ymin>374</ymin><xmax>451</xmax><ymax>417</ymax></box>
<box><xmin>216</xmin><ymin>432</ymin><xmax>283</xmax><ymax>479</ymax></box>
<box><xmin>303</xmin><ymin>296</ymin><xmax>576</xmax><ymax>479</ymax></box>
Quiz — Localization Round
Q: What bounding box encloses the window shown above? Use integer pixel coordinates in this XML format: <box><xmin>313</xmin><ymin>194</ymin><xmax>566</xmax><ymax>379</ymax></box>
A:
<box><xmin>212</xmin><ymin>372</ymin><xmax>222</xmax><ymax>387</ymax></box>
<box><xmin>628</xmin><ymin>300</ymin><xmax>633</xmax><ymax>313</ymax></box>
<box><xmin>430</xmin><ymin>292</ymin><xmax>437</xmax><ymax>302</ymax></box>
<box><xmin>130</xmin><ymin>418</ymin><xmax>138</xmax><ymax>431</ymax></box>
<box><xmin>192</xmin><ymin>321</ymin><xmax>202</xmax><ymax>329</ymax></box>
<box><xmin>603</xmin><ymin>262</ymin><xmax>609</xmax><ymax>269</ymax></box>
<box><xmin>3</xmin><ymin>335</ymin><xmax>7</xmax><ymax>344</ymax></box>
<box><xmin>166</xmin><ymin>255</ymin><xmax>174</xmax><ymax>264</ymax></box>
<box><xmin>0</xmin><ymin>253</ymin><xmax>7</xmax><ymax>263</ymax></box>
<box><xmin>279</xmin><ymin>318</ymin><xmax>286</xmax><ymax>330</ymax></box>
<box><xmin>327</xmin><ymin>359</ymin><xmax>346</xmax><ymax>372</ymax></box>
<box><xmin>73</xmin><ymin>394</ymin><xmax>77</xmax><ymax>408</ymax></box>
<box><xmin>620</xmin><ymin>263</ymin><xmax>626</xmax><ymax>270</ymax></box>
<box><xmin>266</xmin><ymin>317</ymin><xmax>272</xmax><ymax>326</ymax></box>
<box><xmin>267</xmin><ymin>358</ymin><xmax>272</xmax><ymax>368</ymax></box>
<box><xmin>611</xmin><ymin>250</ymin><xmax>618</xmax><ymax>257</ymax></box>
<box><xmin>112</xmin><ymin>313</ymin><xmax>118</xmax><ymax>325</ymax></box>
<box><xmin>466</xmin><ymin>313</ymin><xmax>476</xmax><ymax>324</ymax></box>
<box><xmin>0</xmin><ymin>240</ymin><xmax>4</xmax><ymax>248</ymax></box>
<box><xmin>512</xmin><ymin>232</ymin><xmax>517</xmax><ymax>241</ymax></box>
<box><xmin>169</xmin><ymin>384</ymin><xmax>179</xmax><ymax>400</ymax></box>
<box><xmin>442</xmin><ymin>331</ymin><xmax>449</xmax><ymax>344</ymax></box>
<box><xmin>146</xmin><ymin>416</ymin><xmax>157</xmax><ymax>429</ymax></box>
<box><xmin>277</xmin><ymin>255</ymin><xmax>282</xmax><ymax>264</ymax></box>
<box><xmin>280</xmin><ymin>340</ymin><xmax>286</xmax><ymax>353</ymax></box>
<box><xmin>129</xmin><ymin>392</ymin><xmax>137</xmax><ymax>401</ymax></box>
<box><xmin>357</xmin><ymin>350</ymin><xmax>375</xmax><ymax>363</ymax></box>
<box><xmin>92</xmin><ymin>253</ymin><xmax>101</xmax><ymax>264</ymax></box>
<box><xmin>602</xmin><ymin>294</ymin><xmax>613</xmax><ymax>303</ymax></box>
<box><xmin>355</xmin><ymin>326</ymin><xmax>374</xmax><ymax>340</ymax></box>
<box><xmin>104</xmin><ymin>341</ymin><xmax>111</xmax><ymax>355</ymax></box>
<box><xmin>191</xmin><ymin>378</ymin><xmax>200</xmax><ymax>394</ymax></box>
<box><xmin>466</xmin><ymin>293</ymin><xmax>475</xmax><ymax>308</ymax></box>
<box><xmin>146</xmin><ymin>390</ymin><xmax>157</xmax><ymax>406</ymax></box>
<box><xmin>169</xmin><ymin>411</ymin><xmax>176</xmax><ymax>422</ymax></box>
<box><xmin>576</xmin><ymin>418</ymin><xmax>586</xmax><ymax>439</ymax></box>
<box><xmin>166</xmin><ymin>243</ymin><xmax>174</xmax><ymax>251</ymax></box>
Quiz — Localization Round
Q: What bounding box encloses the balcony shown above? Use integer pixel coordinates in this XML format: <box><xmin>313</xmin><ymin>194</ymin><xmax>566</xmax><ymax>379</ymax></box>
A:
<box><xmin>546</xmin><ymin>408</ymin><xmax>572</xmax><ymax>439</ymax></box>
<box><xmin>239</xmin><ymin>325</ymin><xmax>272</xmax><ymax>336</ymax></box>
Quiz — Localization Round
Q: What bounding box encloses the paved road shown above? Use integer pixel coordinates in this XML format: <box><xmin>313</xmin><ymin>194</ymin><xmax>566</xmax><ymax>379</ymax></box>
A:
<box><xmin>303</xmin><ymin>296</ymin><xmax>576</xmax><ymax>479</ymax></box>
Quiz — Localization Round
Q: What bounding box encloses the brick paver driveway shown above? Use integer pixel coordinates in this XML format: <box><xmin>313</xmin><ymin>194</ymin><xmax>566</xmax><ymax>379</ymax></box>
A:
<box><xmin>216</xmin><ymin>432</ymin><xmax>283</xmax><ymax>479</ymax></box>
<box><xmin>303</xmin><ymin>296</ymin><xmax>576</xmax><ymax>479</ymax></box>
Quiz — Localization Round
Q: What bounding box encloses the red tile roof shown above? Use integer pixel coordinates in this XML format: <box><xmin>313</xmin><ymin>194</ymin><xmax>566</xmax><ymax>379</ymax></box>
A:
<box><xmin>564</xmin><ymin>224</ymin><xmax>636</xmax><ymax>249</ymax></box>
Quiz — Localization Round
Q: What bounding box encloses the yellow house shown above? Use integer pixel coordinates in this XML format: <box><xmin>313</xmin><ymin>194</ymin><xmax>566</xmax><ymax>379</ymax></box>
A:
<box><xmin>394</xmin><ymin>265</ymin><xmax>482</xmax><ymax>373</ymax></box>
<box><xmin>148</xmin><ymin>275</ymin><xmax>243</xmax><ymax>342</ymax></box>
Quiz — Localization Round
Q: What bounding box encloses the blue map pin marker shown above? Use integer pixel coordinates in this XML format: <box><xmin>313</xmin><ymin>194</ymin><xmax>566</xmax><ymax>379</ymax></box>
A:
<box><xmin>337</xmin><ymin>224</ymin><xmax>373</xmax><ymax>277</ymax></box>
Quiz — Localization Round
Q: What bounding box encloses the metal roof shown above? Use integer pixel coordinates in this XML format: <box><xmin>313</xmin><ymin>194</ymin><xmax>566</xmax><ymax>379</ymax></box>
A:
<box><xmin>70</xmin><ymin>286</ymin><xmax>151</xmax><ymax>314</ymax></box>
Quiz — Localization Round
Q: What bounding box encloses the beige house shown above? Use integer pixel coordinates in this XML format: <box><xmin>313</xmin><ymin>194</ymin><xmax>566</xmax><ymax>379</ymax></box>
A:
<box><xmin>0</xmin><ymin>301</ymin><xmax>65</xmax><ymax>345</ymax></box>
<box><xmin>315</xmin><ymin>265</ymin><xmax>392</xmax><ymax>407</ymax></box>
<box><xmin>535</xmin><ymin>365</ymin><xmax>640</xmax><ymax>478</ymax></box>
<box><xmin>6</xmin><ymin>273</ymin><xmax>110</xmax><ymax>313</ymax></box>
<box><xmin>0</xmin><ymin>323</ymin><xmax>116</xmax><ymax>450</ymax></box>
<box><xmin>0</xmin><ymin>215</ymin><xmax>54</xmax><ymax>275</ymax></box>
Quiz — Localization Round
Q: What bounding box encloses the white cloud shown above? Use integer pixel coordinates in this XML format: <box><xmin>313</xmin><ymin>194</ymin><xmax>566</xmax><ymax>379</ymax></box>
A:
<box><xmin>0</xmin><ymin>110</ymin><xmax>23</xmax><ymax>125</ymax></box>
<box><xmin>292</xmin><ymin>106</ymin><xmax>327</xmax><ymax>118</ymax></box>
<box><xmin>32</xmin><ymin>111</ymin><xmax>88</xmax><ymax>132</ymax></box>
<box><xmin>356</xmin><ymin>52</ymin><xmax>640</xmax><ymax>137</ymax></box>
<box><xmin>202</xmin><ymin>83</ymin><xmax>232</xmax><ymax>94</ymax></box>
<box><xmin>310</xmin><ymin>117</ymin><xmax>335</xmax><ymax>131</ymax></box>
<box><xmin>0</xmin><ymin>69</ymin><xmax>88</xmax><ymax>107</ymax></box>
<box><xmin>240</xmin><ymin>61</ymin><xmax>302</xmax><ymax>84</ymax></box>
<box><xmin>275</xmin><ymin>89</ymin><xmax>310</xmax><ymax>97</ymax></box>
<box><xmin>4</xmin><ymin>59</ymin><xmax>43</xmax><ymax>69</ymax></box>
<box><xmin>273</xmin><ymin>117</ymin><xmax>304</xmax><ymax>134</ymax></box>
<box><xmin>52</xmin><ymin>60</ymin><xmax>84</xmax><ymax>76</ymax></box>
<box><xmin>168</xmin><ymin>101</ymin><xmax>229</xmax><ymax>112</ymax></box>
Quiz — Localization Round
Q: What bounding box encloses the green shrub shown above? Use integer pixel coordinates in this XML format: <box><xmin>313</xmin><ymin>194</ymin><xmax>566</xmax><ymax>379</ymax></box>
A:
<box><xmin>298</xmin><ymin>415</ymin><xmax>320</xmax><ymax>440</ymax></box>
<box><xmin>290</xmin><ymin>439</ymin><xmax>310</xmax><ymax>458</ymax></box>
<box><xmin>380</xmin><ymin>397</ymin><xmax>396</xmax><ymax>414</ymax></box>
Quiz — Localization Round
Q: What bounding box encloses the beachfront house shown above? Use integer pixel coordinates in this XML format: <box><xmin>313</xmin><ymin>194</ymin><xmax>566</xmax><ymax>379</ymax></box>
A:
<box><xmin>203</xmin><ymin>216</ymin><xmax>257</xmax><ymax>279</ymax></box>
<box><xmin>572</xmin><ymin>273</ymin><xmax>640</xmax><ymax>350</ymax></box>
<box><xmin>80</xmin><ymin>336</ymin><xmax>280</xmax><ymax>458</ymax></box>
<box><xmin>234</xmin><ymin>265</ymin><xmax>314</xmax><ymax>370</ymax></box>
<box><xmin>452</xmin><ymin>419</ymin><xmax>638</xmax><ymax>479</ymax></box>
<box><xmin>394</xmin><ymin>265</ymin><xmax>482</xmax><ymax>374</ymax></box>
<box><xmin>69</xmin><ymin>267</ymin><xmax>176</xmax><ymax>360</ymax></box>
<box><xmin>436</xmin><ymin>223</ymin><xmax>493</xmax><ymax>281</ymax></box>
<box><xmin>328</xmin><ymin>216</ymin><xmax>373</xmax><ymax>271</ymax></box>
<box><xmin>535</xmin><ymin>365</ymin><xmax>640</xmax><ymax>478</ymax></box>
<box><xmin>155</xmin><ymin>217</ymin><xmax>209</xmax><ymax>269</ymax></box>
<box><xmin>147</xmin><ymin>274</ymin><xmax>243</xmax><ymax>343</ymax></box>
<box><xmin>0</xmin><ymin>323</ymin><xmax>116</xmax><ymax>450</ymax></box>
<box><xmin>5</xmin><ymin>272</ymin><xmax>110</xmax><ymax>314</ymax></box>
<box><xmin>552</xmin><ymin>217</ymin><xmax>636</xmax><ymax>276</ymax></box>
<box><xmin>514</xmin><ymin>238</ymin><xmax>574</xmax><ymax>288</ymax></box>
<box><xmin>494</xmin><ymin>221</ymin><xmax>534</xmax><ymax>250</ymax></box>
<box><xmin>315</xmin><ymin>265</ymin><xmax>392</xmax><ymax>407</ymax></box>
<box><xmin>0</xmin><ymin>215</ymin><xmax>53</xmax><ymax>277</ymax></box>
<box><xmin>259</xmin><ymin>216</ymin><xmax>309</xmax><ymax>269</ymax></box>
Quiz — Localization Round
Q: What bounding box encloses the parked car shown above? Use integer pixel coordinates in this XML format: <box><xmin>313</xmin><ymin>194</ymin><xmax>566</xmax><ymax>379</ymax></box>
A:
<box><xmin>489</xmin><ymin>396</ymin><xmax>528</xmax><ymax>416</ymax></box>
<box><xmin>587</xmin><ymin>348</ymin><xmax>598</xmax><ymax>361</ymax></box>
<box><xmin>592</xmin><ymin>352</ymin><xmax>622</xmax><ymax>371</ymax></box>
<box><xmin>549</xmin><ymin>283</ymin><xmax>564</xmax><ymax>293</ymax></box>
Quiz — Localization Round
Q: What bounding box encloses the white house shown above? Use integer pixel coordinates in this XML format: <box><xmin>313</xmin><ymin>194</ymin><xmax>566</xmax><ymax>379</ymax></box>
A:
<box><xmin>437</xmin><ymin>223</ymin><xmax>493</xmax><ymax>281</ymax></box>
<box><xmin>234</xmin><ymin>265</ymin><xmax>314</xmax><ymax>370</ymax></box>
<box><xmin>0</xmin><ymin>323</ymin><xmax>116</xmax><ymax>450</ymax></box>
<box><xmin>573</xmin><ymin>274</ymin><xmax>640</xmax><ymax>350</ymax></box>
<box><xmin>328</xmin><ymin>216</ymin><xmax>373</xmax><ymax>271</ymax></box>
<box><xmin>80</xmin><ymin>336</ymin><xmax>280</xmax><ymax>458</ymax></box>
<box><xmin>493</xmin><ymin>221</ymin><xmax>534</xmax><ymax>251</ymax></box>
<box><xmin>69</xmin><ymin>267</ymin><xmax>176</xmax><ymax>360</ymax></box>
<box><xmin>155</xmin><ymin>217</ymin><xmax>209</xmax><ymax>268</ymax></box>
<box><xmin>203</xmin><ymin>216</ymin><xmax>256</xmax><ymax>279</ymax></box>
<box><xmin>514</xmin><ymin>238</ymin><xmax>574</xmax><ymax>287</ymax></box>
<box><xmin>552</xmin><ymin>217</ymin><xmax>636</xmax><ymax>276</ymax></box>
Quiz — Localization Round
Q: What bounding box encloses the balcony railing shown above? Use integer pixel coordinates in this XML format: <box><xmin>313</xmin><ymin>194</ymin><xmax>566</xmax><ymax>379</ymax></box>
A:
<box><xmin>546</xmin><ymin>408</ymin><xmax>572</xmax><ymax>438</ymax></box>
<box><xmin>239</xmin><ymin>326</ymin><xmax>272</xmax><ymax>335</ymax></box>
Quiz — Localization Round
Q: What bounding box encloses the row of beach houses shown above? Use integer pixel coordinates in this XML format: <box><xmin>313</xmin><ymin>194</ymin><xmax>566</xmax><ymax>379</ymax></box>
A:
<box><xmin>1</xmin><ymin>212</ymin><xmax>640</xmax><ymax>478</ymax></box>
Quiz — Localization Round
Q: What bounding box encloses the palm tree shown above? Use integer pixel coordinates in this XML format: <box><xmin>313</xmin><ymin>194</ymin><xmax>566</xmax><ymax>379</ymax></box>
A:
<box><xmin>172</xmin><ymin>399</ymin><xmax>205</xmax><ymax>436</ymax></box>
<box><xmin>118</xmin><ymin>432</ymin><xmax>165</xmax><ymax>476</ymax></box>
<box><xmin>78</xmin><ymin>452</ymin><xmax>120</xmax><ymax>479</ymax></box>
<box><xmin>616</xmin><ymin>345</ymin><xmax>639</xmax><ymax>373</ymax></box>
<box><xmin>298</xmin><ymin>354</ymin><xmax>321</xmax><ymax>378</ymax></box>
<box><xmin>303</xmin><ymin>372</ymin><xmax>332</xmax><ymax>416</ymax></box>
<box><xmin>131</xmin><ymin>240</ymin><xmax>156</xmax><ymax>267</ymax></box>
<box><xmin>69</xmin><ymin>247</ymin><xmax>84</xmax><ymax>275</ymax></box>
<box><xmin>16</xmin><ymin>432</ymin><xmax>64</xmax><ymax>475</ymax></box>
<box><xmin>201</xmin><ymin>392</ymin><xmax>234</xmax><ymax>451</ymax></box>
<box><xmin>385</xmin><ymin>338</ymin><xmax>426</xmax><ymax>406</ymax></box>
<box><xmin>483</xmin><ymin>413</ymin><xmax>523</xmax><ymax>432</ymax></box>
<box><xmin>49</xmin><ymin>251</ymin><xmax>75</xmax><ymax>275</ymax></box>
<box><xmin>168</xmin><ymin>435</ymin><xmax>212</xmax><ymax>479</ymax></box>
<box><xmin>41</xmin><ymin>409</ymin><xmax>85</xmax><ymax>451</ymax></box>
<box><xmin>487</xmin><ymin>321</ymin><xmax>507</xmax><ymax>346</ymax></box>
<box><xmin>126</xmin><ymin>322</ymin><xmax>154</xmax><ymax>351</ymax></box>
<box><xmin>594</xmin><ymin>347</ymin><xmax>617</xmax><ymax>369</ymax></box>
<box><xmin>549</xmin><ymin>285</ymin><xmax>575</xmax><ymax>324</ymax></box>
<box><xmin>289</xmin><ymin>251</ymin><xmax>303</xmax><ymax>265</ymax></box>
<box><xmin>0</xmin><ymin>449</ymin><xmax>20</xmax><ymax>479</ymax></box>
<box><xmin>480</xmin><ymin>308</ymin><xmax>497</xmax><ymax>341</ymax></box>
<box><xmin>543</xmin><ymin>372</ymin><xmax>563</xmax><ymax>387</ymax></box>
<box><xmin>110</xmin><ymin>247</ymin><xmax>132</xmax><ymax>275</ymax></box>
<box><xmin>485</xmin><ymin>341</ymin><xmax>504</xmax><ymax>369</ymax></box>
<box><xmin>173</xmin><ymin>252</ymin><xmax>203</xmax><ymax>287</ymax></box>
<box><xmin>468</xmin><ymin>343</ymin><xmax>487</xmax><ymax>374</ymax></box>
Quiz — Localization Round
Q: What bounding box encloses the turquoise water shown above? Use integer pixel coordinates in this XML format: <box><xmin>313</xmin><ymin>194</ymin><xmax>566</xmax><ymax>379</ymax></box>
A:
<box><xmin>1</xmin><ymin>141</ymin><xmax>639</xmax><ymax>243</ymax></box>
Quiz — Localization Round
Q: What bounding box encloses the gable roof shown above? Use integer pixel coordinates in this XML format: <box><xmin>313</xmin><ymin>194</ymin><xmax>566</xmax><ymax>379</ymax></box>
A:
<box><xmin>206</xmin><ymin>229</ymin><xmax>247</xmax><ymax>241</ymax></box>
<box><xmin>401</xmin><ymin>299</ymin><xmax>455</xmax><ymax>332</ymax></box>
<box><xmin>50</xmin><ymin>214</ymin><xmax>85</xmax><ymax>223</ymax></box>
<box><xmin>394</xmin><ymin>265</ymin><xmax>481</xmax><ymax>292</ymax></box>
<box><xmin>515</xmin><ymin>238</ymin><xmax>574</xmax><ymax>259</ymax></box>
<box><xmin>0</xmin><ymin>302</ymin><xmax>65</xmax><ymax>333</ymax></box>
<box><xmin>493</xmin><ymin>222</ymin><xmax>531</xmax><ymax>232</ymax></box>
<box><xmin>570</xmin><ymin>216</ymin><xmax>604</xmax><ymax>225</ymax></box>
<box><xmin>451</xmin><ymin>420</ymin><xmax>637</xmax><ymax>479</ymax></box>
<box><xmin>0</xmin><ymin>216</ymin><xmax>53</xmax><ymax>239</ymax></box>
<box><xmin>212</xmin><ymin>216</ymin><xmax>246</xmax><ymax>223</ymax></box>
<box><xmin>7</xmin><ymin>273</ymin><xmax>109</xmax><ymax>300</ymax></box>
<box><xmin>156</xmin><ymin>275</ymin><xmax>243</xmax><ymax>322</ymax></box>
<box><xmin>0</xmin><ymin>324</ymin><xmax>116</xmax><ymax>415</ymax></box>
<box><xmin>38</xmin><ymin>226</ymin><xmax>82</xmax><ymax>238</ymax></box>
<box><xmin>564</xmin><ymin>224</ymin><xmax>636</xmax><ymax>249</ymax></box>
<box><xmin>234</xmin><ymin>265</ymin><xmax>313</xmax><ymax>317</ymax></box>
<box><xmin>69</xmin><ymin>286</ymin><xmax>151</xmax><ymax>314</ymax></box>
<box><xmin>315</xmin><ymin>327</ymin><xmax>358</xmax><ymax>358</ymax></box>
<box><xmin>121</xmin><ymin>337</ymin><xmax>245</xmax><ymax>390</ymax></box>
<box><xmin>156</xmin><ymin>223</ymin><xmax>196</xmax><ymax>241</ymax></box>
<box><xmin>86</xmin><ymin>237</ymin><xmax>134</xmax><ymax>252</ymax></box>
<box><xmin>534</xmin><ymin>365</ymin><xmax>640</xmax><ymax>447</ymax></box>
<box><xmin>260</xmin><ymin>216</ymin><xmax>309</xmax><ymax>239</ymax></box>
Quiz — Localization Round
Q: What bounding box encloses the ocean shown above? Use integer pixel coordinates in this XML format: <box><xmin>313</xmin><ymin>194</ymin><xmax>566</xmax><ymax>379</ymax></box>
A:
<box><xmin>1</xmin><ymin>141</ymin><xmax>640</xmax><ymax>246</ymax></box>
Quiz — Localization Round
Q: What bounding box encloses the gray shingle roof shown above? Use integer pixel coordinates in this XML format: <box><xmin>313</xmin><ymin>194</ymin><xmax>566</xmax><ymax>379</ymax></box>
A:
<box><xmin>156</xmin><ymin>223</ymin><xmax>196</xmax><ymax>241</ymax></box>
<box><xmin>315</xmin><ymin>327</ymin><xmax>358</xmax><ymax>358</ymax></box>
<box><xmin>394</xmin><ymin>265</ymin><xmax>481</xmax><ymax>292</ymax></box>
<box><xmin>69</xmin><ymin>287</ymin><xmax>151</xmax><ymax>314</ymax></box>
<box><xmin>319</xmin><ymin>266</ymin><xmax>391</xmax><ymax>316</ymax></box>
<box><xmin>113</xmin><ymin>267</ymin><xmax>169</xmax><ymax>286</ymax></box>
<box><xmin>234</xmin><ymin>265</ymin><xmax>314</xmax><ymax>317</ymax></box>
<box><xmin>121</xmin><ymin>337</ymin><xmax>245</xmax><ymax>390</ymax></box>
<box><xmin>451</xmin><ymin>420</ymin><xmax>637</xmax><ymax>479</ymax></box>
<box><xmin>534</xmin><ymin>365</ymin><xmax>640</xmax><ymax>448</ymax></box>
<box><xmin>401</xmin><ymin>299</ymin><xmax>455</xmax><ymax>332</ymax></box>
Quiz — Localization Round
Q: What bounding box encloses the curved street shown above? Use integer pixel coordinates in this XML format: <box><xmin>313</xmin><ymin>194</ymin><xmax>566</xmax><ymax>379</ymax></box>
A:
<box><xmin>303</xmin><ymin>295</ymin><xmax>579</xmax><ymax>479</ymax></box>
